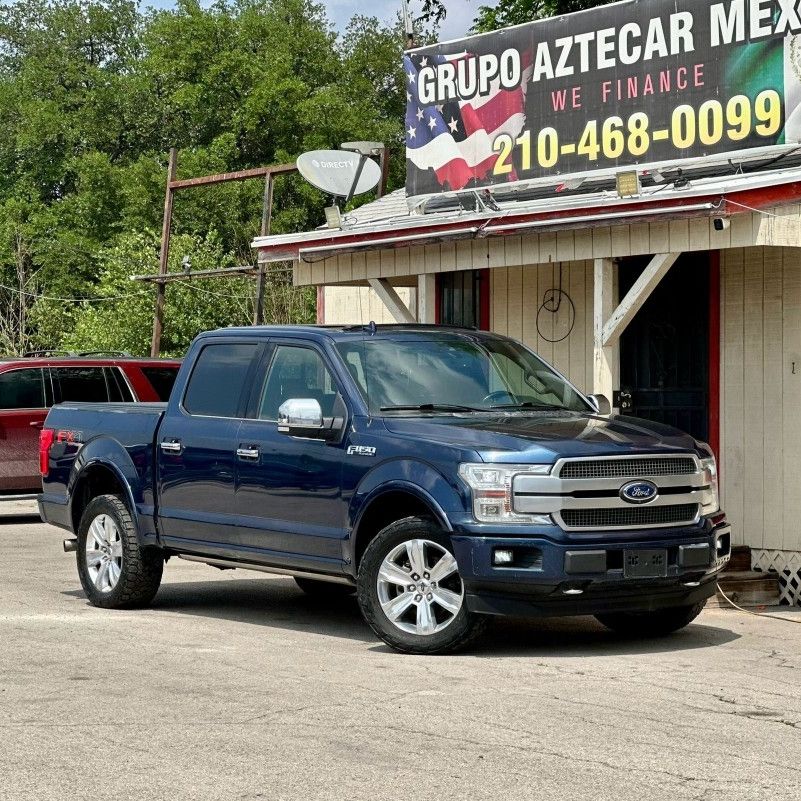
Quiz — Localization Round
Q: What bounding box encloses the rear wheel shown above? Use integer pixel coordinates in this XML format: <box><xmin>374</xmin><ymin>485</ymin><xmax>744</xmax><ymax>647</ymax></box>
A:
<box><xmin>294</xmin><ymin>576</ymin><xmax>355</xmax><ymax>598</ymax></box>
<box><xmin>357</xmin><ymin>517</ymin><xmax>487</xmax><ymax>654</ymax></box>
<box><xmin>76</xmin><ymin>494</ymin><xmax>163</xmax><ymax>609</ymax></box>
<box><xmin>595</xmin><ymin>600</ymin><xmax>707</xmax><ymax>637</ymax></box>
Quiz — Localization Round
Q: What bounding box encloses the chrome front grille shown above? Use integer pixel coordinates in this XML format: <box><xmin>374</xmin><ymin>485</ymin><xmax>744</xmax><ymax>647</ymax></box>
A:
<box><xmin>512</xmin><ymin>454</ymin><xmax>711</xmax><ymax>531</ymax></box>
<box><xmin>560</xmin><ymin>504</ymin><xmax>699</xmax><ymax>529</ymax></box>
<box><xmin>558</xmin><ymin>457</ymin><xmax>697</xmax><ymax>479</ymax></box>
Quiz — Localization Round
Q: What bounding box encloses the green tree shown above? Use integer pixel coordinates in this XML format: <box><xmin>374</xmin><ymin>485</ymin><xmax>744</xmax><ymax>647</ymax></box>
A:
<box><xmin>0</xmin><ymin>0</ymin><xmax>406</xmax><ymax>355</ymax></box>
<box><xmin>418</xmin><ymin>0</ymin><xmax>616</xmax><ymax>34</ymax></box>
<box><xmin>473</xmin><ymin>0</ymin><xmax>613</xmax><ymax>32</ymax></box>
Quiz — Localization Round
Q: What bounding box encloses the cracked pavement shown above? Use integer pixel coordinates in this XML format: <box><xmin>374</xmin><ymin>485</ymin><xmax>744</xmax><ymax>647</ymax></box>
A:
<box><xmin>1</xmin><ymin>514</ymin><xmax>800</xmax><ymax>801</ymax></box>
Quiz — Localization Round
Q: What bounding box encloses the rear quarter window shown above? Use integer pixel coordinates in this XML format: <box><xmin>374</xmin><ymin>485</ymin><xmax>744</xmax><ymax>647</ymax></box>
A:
<box><xmin>140</xmin><ymin>366</ymin><xmax>179</xmax><ymax>402</ymax></box>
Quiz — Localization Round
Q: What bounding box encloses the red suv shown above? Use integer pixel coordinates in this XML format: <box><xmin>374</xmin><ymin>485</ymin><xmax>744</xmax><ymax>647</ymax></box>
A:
<box><xmin>0</xmin><ymin>353</ymin><xmax>181</xmax><ymax>498</ymax></box>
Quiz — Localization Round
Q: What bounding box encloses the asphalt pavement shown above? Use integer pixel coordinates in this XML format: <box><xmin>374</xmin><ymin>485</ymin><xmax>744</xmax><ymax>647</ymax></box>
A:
<box><xmin>1</xmin><ymin>509</ymin><xmax>800</xmax><ymax>801</ymax></box>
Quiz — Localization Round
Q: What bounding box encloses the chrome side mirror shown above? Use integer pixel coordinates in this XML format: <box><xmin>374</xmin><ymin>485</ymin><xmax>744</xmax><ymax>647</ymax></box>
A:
<box><xmin>278</xmin><ymin>398</ymin><xmax>324</xmax><ymax>436</ymax></box>
<box><xmin>588</xmin><ymin>394</ymin><xmax>612</xmax><ymax>415</ymax></box>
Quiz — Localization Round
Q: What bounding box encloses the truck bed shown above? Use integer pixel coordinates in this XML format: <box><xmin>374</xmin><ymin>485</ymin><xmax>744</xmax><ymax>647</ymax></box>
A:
<box><xmin>39</xmin><ymin>402</ymin><xmax>168</xmax><ymax>534</ymax></box>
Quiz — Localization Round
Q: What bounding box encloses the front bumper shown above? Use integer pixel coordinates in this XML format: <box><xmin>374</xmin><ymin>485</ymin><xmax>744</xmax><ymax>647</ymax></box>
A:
<box><xmin>450</xmin><ymin>518</ymin><xmax>731</xmax><ymax>619</ymax></box>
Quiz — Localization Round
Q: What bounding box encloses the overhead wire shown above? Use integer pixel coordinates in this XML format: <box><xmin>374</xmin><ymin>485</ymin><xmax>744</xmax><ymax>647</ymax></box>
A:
<box><xmin>0</xmin><ymin>282</ymin><xmax>149</xmax><ymax>304</ymax></box>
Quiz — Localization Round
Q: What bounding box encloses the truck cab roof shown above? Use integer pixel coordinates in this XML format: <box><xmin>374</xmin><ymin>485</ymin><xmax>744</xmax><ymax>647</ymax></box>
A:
<box><xmin>201</xmin><ymin>324</ymin><xmax>494</xmax><ymax>344</ymax></box>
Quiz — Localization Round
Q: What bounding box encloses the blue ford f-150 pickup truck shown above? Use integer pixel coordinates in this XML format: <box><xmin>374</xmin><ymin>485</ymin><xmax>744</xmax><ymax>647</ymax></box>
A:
<box><xmin>39</xmin><ymin>325</ymin><xmax>731</xmax><ymax>654</ymax></box>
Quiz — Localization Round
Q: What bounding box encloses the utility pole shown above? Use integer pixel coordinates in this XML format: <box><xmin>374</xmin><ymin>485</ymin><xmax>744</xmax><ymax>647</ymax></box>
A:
<box><xmin>401</xmin><ymin>0</ymin><xmax>415</xmax><ymax>50</ymax></box>
<box><xmin>253</xmin><ymin>173</ymin><xmax>274</xmax><ymax>326</ymax></box>
<box><xmin>151</xmin><ymin>147</ymin><xmax>178</xmax><ymax>357</ymax></box>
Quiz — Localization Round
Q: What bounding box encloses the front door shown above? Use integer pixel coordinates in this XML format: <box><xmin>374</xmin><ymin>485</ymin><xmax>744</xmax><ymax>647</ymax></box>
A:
<box><xmin>619</xmin><ymin>253</ymin><xmax>711</xmax><ymax>442</ymax></box>
<box><xmin>234</xmin><ymin>342</ymin><xmax>348</xmax><ymax>572</ymax></box>
<box><xmin>157</xmin><ymin>340</ymin><xmax>263</xmax><ymax>554</ymax></box>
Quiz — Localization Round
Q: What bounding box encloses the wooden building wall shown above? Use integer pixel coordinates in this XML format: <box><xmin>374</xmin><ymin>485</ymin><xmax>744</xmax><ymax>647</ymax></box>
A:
<box><xmin>489</xmin><ymin>261</ymin><xmax>618</xmax><ymax>395</ymax></box>
<box><xmin>721</xmin><ymin>246</ymin><xmax>801</xmax><ymax>552</ymax></box>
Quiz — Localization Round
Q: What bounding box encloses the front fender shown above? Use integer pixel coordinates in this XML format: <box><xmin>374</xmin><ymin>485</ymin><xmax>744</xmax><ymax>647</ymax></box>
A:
<box><xmin>350</xmin><ymin>458</ymin><xmax>467</xmax><ymax>534</ymax></box>
<box><xmin>68</xmin><ymin>436</ymin><xmax>155</xmax><ymax>546</ymax></box>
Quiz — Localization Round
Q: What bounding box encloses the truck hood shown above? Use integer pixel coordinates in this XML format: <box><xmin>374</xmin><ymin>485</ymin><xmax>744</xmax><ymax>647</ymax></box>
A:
<box><xmin>381</xmin><ymin>411</ymin><xmax>702</xmax><ymax>463</ymax></box>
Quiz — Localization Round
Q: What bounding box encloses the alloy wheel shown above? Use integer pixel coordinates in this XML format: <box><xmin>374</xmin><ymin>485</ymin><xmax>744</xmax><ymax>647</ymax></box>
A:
<box><xmin>85</xmin><ymin>514</ymin><xmax>123</xmax><ymax>594</ymax></box>
<box><xmin>376</xmin><ymin>538</ymin><xmax>464</xmax><ymax>636</ymax></box>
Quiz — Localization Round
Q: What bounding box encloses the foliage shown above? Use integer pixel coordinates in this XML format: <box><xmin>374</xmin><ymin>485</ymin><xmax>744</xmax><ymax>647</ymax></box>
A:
<box><xmin>472</xmin><ymin>0</ymin><xmax>613</xmax><ymax>32</ymax></box>
<box><xmin>61</xmin><ymin>232</ymin><xmax>250</xmax><ymax>356</ymax></box>
<box><xmin>0</xmin><ymin>0</ymin><xmax>406</xmax><ymax>355</ymax></box>
<box><xmin>419</xmin><ymin>0</ymin><xmax>615</xmax><ymax>34</ymax></box>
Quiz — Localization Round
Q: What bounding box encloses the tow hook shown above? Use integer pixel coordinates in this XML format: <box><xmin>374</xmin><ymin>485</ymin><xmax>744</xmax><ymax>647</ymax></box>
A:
<box><xmin>63</xmin><ymin>539</ymin><xmax>79</xmax><ymax>553</ymax></box>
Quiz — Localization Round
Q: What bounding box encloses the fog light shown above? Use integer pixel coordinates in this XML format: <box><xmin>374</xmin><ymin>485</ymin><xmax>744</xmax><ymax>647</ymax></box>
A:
<box><xmin>493</xmin><ymin>549</ymin><xmax>515</xmax><ymax>566</ymax></box>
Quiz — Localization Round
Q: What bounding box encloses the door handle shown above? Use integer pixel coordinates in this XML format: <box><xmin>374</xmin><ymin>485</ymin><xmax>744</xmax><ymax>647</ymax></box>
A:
<box><xmin>29</xmin><ymin>421</ymin><xmax>44</xmax><ymax>429</ymax></box>
<box><xmin>160</xmin><ymin>440</ymin><xmax>183</xmax><ymax>454</ymax></box>
<box><xmin>236</xmin><ymin>447</ymin><xmax>260</xmax><ymax>460</ymax></box>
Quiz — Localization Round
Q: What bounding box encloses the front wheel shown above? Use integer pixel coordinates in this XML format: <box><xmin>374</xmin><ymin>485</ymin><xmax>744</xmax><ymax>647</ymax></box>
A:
<box><xmin>595</xmin><ymin>600</ymin><xmax>707</xmax><ymax>637</ymax></box>
<box><xmin>357</xmin><ymin>517</ymin><xmax>487</xmax><ymax>654</ymax></box>
<box><xmin>76</xmin><ymin>494</ymin><xmax>163</xmax><ymax>609</ymax></box>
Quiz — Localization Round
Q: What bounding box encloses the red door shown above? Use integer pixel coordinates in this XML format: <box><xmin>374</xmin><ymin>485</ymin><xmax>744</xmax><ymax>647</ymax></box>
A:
<box><xmin>0</xmin><ymin>367</ymin><xmax>48</xmax><ymax>494</ymax></box>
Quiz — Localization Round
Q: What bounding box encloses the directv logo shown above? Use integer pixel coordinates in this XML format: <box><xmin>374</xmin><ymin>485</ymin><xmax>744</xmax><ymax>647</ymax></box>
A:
<box><xmin>312</xmin><ymin>158</ymin><xmax>356</xmax><ymax>169</ymax></box>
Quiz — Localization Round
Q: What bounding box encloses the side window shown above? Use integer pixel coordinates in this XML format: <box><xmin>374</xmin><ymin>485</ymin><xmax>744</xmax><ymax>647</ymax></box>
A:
<box><xmin>140</xmin><ymin>366</ymin><xmax>179</xmax><ymax>402</ymax></box>
<box><xmin>52</xmin><ymin>367</ymin><xmax>109</xmax><ymax>403</ymax></box>
<box><xmin>105</xmin><ymin>368</ymin><xmax>135</xmax><ymax>402</ymax></box>
<box><xmin>0</xmin><ymin>369</ymin><xmax>46</xmax><ymax>410</ymax></box>
<box><xmin>183</xmin><ymin>343</ymin><xmax>258</xmax><ymax>418</ymax></box>
<box><xmin>258</xmin><ymin>346</ymin><xmax>339</xmax><ymax>421</ymax></box>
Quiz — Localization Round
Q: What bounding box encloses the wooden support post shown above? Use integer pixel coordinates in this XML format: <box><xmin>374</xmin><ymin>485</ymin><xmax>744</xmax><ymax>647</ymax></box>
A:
<box><xmin>253</xmin><ymin>173</ymin><xmax>274</xmax><ymax>326</ymax></box>
<box><xmin>417</xmin><ymin>274</ymin><xmax>436</xmax><ymax>323</ymax></box>
<box><xmin>150</xmin><ymin>147</ymin><xmax>178</xmax><ymax>358</ymax></box>
<box><xmin>603</xmin><ymin>252</ymin><xmax>679</xmax><ymax>347</ymax></box>
<box><xmin>593</xmin><ymin>258</ymin><xmax>615</xmax><ymax>400</ymax></box>
<box><xmin>368</xmin><ymin>278</ymin><xmax>417</xmax><ymax>324</ymax></box>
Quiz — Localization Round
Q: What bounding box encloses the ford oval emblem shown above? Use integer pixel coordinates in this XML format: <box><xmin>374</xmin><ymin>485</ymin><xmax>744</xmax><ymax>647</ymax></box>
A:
<box><xmin>619</xmin><ymin>480</ymin><xmax>659</xmax><ymax>505</ymax></box>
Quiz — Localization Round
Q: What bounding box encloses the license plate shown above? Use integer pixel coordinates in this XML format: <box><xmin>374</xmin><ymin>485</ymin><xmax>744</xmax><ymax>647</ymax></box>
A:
<box><xmin>624</xmin><ymin>549</ymin><xmax>668</xmax><ymax>579</ymax></box>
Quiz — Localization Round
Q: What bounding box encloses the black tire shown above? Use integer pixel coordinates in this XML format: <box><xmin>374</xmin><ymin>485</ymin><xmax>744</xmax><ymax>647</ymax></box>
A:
<box><xmin>76</xmin><ymin>494</ymin><xmax>163</xmax><ymax>609</ymax></box>
<box><xmin>357</xmin><ymin>517</ymin><xmax>487</xmax><ymax>655</ymax></box>
<box><xmin>294</xmin><ymin>576</ymin><xmax>356</xmax><ymax>598</ymax></box>
<box><xmin>595</xmin><ymin>600</ymin><xmax>707</xmax><ymax>637</ymax></box>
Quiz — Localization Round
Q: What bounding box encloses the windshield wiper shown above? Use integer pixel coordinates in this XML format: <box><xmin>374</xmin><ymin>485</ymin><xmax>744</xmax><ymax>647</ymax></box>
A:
<box><xmin>489</xmin><ymin>402</ymin><xmax>566</xmax><ymax>411</ymax></box>
<box><xmin>380</xmin><ymin>403</ymin><xmax>483</xmax><ymax>413</ymax></box>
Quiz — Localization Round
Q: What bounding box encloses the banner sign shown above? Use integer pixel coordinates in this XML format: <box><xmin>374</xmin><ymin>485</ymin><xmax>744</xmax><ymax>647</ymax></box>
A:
<box><xmin>404</xmin><ymin>0</ymin><xmax>801</xmax><ymax>197</ymax></box>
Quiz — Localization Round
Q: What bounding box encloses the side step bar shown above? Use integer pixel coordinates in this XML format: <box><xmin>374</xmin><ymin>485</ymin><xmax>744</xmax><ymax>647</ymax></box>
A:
<box><xmin>178</xmin><ymin>554</ymin><xmax>354</xmax><ymax>586</ymax></box>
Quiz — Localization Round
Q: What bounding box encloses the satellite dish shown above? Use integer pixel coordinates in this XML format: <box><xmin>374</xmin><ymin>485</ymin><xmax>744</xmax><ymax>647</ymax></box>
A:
<box><xmin>296</xmin><ymin>150</ymin><xmax>382</xmax><ymax>198</ymax></box>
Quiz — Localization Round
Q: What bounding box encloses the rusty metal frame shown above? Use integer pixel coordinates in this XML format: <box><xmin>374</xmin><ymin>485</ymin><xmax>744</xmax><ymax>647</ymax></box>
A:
<box><xmin>146</xmin><ymin>148</ymin><xmax>297</xmax><ymax>357</ymax></box>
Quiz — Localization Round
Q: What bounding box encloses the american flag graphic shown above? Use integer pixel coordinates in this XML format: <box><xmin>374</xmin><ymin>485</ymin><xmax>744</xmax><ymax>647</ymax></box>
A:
<box><xmin>404</xmin><ymin>51</ymin><xmax>530</xmax><ymax>195</ymax></box>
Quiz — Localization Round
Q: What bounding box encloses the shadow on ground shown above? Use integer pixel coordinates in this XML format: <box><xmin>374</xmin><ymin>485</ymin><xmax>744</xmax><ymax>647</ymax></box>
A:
<box><xmin>0</xmin><ymin>514</ymin><xmax>44</xmax><ymax>525</ymax></box>
<box><xmin>64</xmin><ymin>574</ymin><xmax>742</xmax><ymax>655</ymax></box>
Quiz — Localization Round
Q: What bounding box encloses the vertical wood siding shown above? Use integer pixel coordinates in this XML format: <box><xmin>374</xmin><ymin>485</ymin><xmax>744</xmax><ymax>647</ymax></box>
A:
<box><xmin>721</xmin><ymin>247</ymin><xmax>801</xmax><ymax>551</ymax></box>
<box><xmin>489</xmin><ymin>260</ymin><xmax>618</xmax><ymax>394</ymax></box>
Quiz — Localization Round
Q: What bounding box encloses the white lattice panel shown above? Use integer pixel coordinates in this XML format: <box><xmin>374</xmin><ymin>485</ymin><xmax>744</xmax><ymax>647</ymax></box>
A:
<box><xmin>752</xmin><ymin>550</ymin><xmax>801</xmax><ymax>606</ymax></box>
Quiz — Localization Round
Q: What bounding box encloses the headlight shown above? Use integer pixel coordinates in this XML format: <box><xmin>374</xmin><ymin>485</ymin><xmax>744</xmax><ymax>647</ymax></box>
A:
<box><xmin>700</xmin><ymin>455</ymin><xmax>719</xmax><ymax>513</ymax></box>
<box><xmin>459</xmin><ymin>463</ymin><xmax>552</xmax><ymax>524</ymax></box>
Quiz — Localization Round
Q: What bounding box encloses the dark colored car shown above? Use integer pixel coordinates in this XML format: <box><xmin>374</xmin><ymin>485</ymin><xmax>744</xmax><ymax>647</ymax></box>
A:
<box><xmin>0</xmin><ymin>354</ymin><xmax>180</xmax><ymax>498</ymax></box>
<box><xmin>40</xmin><ymin>327</ymin><xmax>730</xmax><ymax>654</ymax></box>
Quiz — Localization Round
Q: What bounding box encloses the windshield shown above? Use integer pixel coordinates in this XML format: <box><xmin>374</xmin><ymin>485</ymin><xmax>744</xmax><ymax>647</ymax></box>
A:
<box><xmin>336</xmin><ymin>336</ymin><xmax>590</xmax><ymax>414</ymax></box>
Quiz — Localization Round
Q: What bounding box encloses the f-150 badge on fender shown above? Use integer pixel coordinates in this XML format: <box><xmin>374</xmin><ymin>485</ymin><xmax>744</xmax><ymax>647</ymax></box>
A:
<box><xmin>347</xmin><ymin>445</ymin><xmax>377</xmax><ymax>457</ymax></box>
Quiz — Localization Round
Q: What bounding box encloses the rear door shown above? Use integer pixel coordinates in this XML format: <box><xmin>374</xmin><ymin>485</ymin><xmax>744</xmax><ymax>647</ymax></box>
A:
<box><xmin>0</xmin><ymin>367</ymin><xmax>48</xmax><ymax>494</ymax></box>
<box><xmin>156</xmin><ymin>340</ymin><xmax>263</xmax><ymax>555</ymax></box>
<box><xmin>234</xmin><ymin>341</ymin><xmax>349</xmax><ymax>568</ymax></box>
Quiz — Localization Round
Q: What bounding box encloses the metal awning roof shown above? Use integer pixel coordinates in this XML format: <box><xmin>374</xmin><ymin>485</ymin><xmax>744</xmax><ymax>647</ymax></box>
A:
<box><xmin>252</xmin><ymin>159</ymin><xmax>801</xmax><ymax>263</ymax></box>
